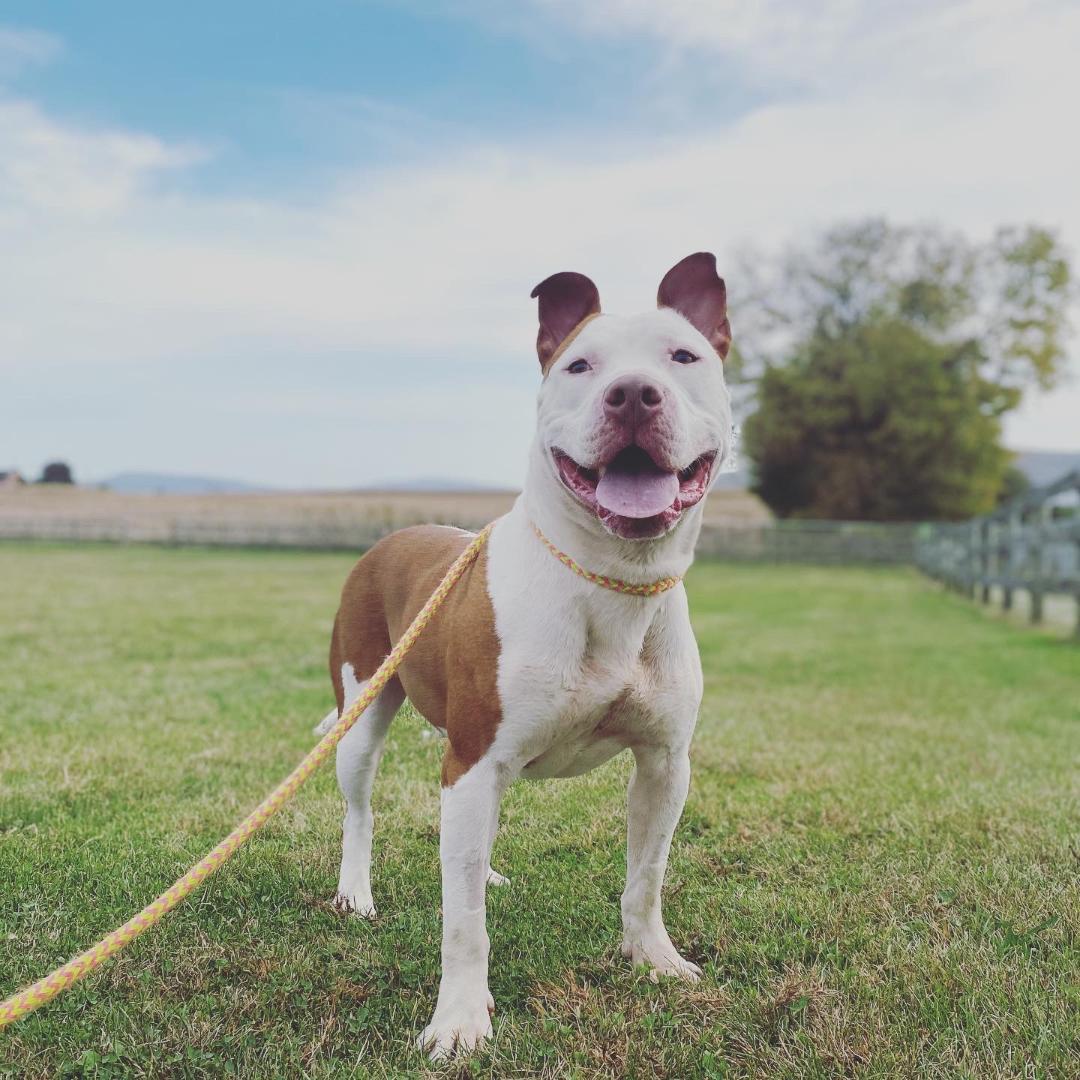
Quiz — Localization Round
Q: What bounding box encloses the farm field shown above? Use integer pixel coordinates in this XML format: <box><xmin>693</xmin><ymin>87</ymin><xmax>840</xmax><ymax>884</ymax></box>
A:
<box><xmin>1</xmin><ymin>542</ymin><xmax>1078</xmax><ymax>1078</ymax></box>
<box><xmin>0</xmin><ymin>483</ymin><xmax>773</xmax><ymax>545</ymax></box>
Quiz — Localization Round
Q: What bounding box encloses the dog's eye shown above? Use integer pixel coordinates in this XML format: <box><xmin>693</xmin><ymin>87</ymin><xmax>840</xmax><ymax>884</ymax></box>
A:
<box><xmin>671</xmin><ymin>349</ymin><xmax>698</xmax><ymax>365</ymax></box>
<box><xmin>566</xmin><ymin>359</ymin><xmax>591</xmax><ymax>374</ymax></box>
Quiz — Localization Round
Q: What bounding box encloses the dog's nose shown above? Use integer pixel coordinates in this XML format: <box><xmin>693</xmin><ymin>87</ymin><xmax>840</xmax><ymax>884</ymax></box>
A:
<box><xmin>603</xmin><ymin>376</ymin><xmax>665</xmax><ymax>423</ymax></box>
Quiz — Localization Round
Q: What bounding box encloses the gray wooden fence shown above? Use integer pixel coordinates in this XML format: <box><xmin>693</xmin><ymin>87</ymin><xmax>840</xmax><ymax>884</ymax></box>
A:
<box><xmin>696</xmin><ymin>520</ymin><xmax>915</xmax><ymax>564</ymax></box>
<box><xmin>0</xmin><ymin>514</ymin><xmax>393</xmax><ymax>550</ymax></box>
<box><xmin>916</xmin><ymin>470</ymin><xmax>1080</xmax><ymax>638</ymax></box>
<box><xmin>0</xmin><ymin>511</ymin><xmax>916</xmax><ymax>565</ymax></box>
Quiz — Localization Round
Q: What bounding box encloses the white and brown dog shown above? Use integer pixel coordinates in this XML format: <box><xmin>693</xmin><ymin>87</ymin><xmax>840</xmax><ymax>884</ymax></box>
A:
<box><xmin>319</xmin><ymin>253</ymin><xmax>733</xmax><ymax>1058</ymax></box>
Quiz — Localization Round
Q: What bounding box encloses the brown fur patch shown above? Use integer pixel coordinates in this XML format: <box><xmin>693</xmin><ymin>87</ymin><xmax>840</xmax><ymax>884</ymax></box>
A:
<box><xmin>541</xmin><ymin>312</ymin><xmax>603</xmax><ymax>376</ymax></box>
<box><xmin>330</xmin><ymin>525</ymin><xmax>502</xmax><ymax>787</ymax></box>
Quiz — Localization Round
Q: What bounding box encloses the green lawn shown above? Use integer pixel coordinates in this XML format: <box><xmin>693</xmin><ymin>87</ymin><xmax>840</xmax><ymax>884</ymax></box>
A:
<box><xmin>1</xmin><ymin>543</ymin><xmax>1078</xmax><ymax>1079</ymax></box>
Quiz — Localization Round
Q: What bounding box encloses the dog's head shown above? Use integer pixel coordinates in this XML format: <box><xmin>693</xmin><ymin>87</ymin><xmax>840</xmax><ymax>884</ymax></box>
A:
<box><xmin>530</xmin><ymin>253</ymin><xmax>733</xmax><ymax>541</ymax></box>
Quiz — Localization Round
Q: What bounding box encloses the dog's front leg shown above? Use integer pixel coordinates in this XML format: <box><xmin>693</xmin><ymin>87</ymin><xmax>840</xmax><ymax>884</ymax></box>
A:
<box><xmin>620</xmin><ymin>744</ymin><xmax>702</xmax><ymax>981</ymax></box>
<box><xmin>418</xmin><ymin>760</ymin><xmax>504</xmax><ymax>1059</ymax></box>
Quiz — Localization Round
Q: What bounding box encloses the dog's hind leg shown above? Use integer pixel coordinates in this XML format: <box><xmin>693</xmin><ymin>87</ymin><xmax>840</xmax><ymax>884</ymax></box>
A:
<box><xmin>332</xmin><ymin>663</ymin><xmax>405</xmax><ymax>918</ymax></box>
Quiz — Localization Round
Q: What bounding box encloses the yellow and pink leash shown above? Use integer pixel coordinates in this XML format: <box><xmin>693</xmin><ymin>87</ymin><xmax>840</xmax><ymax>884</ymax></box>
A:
<box><xmin>0</xmin><ymin>525</ymin><xmax>492</xmax><ymax>1030</ymax></box>
<box><xmin>0</xmin><ymin>520</ymin><xmax>681</xmax><ymax>1030</ymax></box>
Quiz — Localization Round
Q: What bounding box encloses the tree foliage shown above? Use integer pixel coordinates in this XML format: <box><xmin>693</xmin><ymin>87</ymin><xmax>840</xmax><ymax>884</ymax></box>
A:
<box><xmin>735</xmin><ymin>220</ymin><xmax>1073</xmax><ymax>520</ymax></box>
<box><xmin>38</xmin><ymin>461</ymin><xmax>74</xmax><ymax>485</ymax></box>
<box><xmin>743</xmin><ymin>317</ymin><xmax>1009</xmax><ymax>520</ymax></box>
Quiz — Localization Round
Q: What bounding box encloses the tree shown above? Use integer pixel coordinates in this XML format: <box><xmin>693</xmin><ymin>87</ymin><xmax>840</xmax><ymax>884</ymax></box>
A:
<box><xmin>38</xmin><ymin>461</ymin><xmax>74</xmax><ymax>485</ymax></box>
<box><xmin>743</xmin><ymin>317</ymin><xmax>1008</xmax><ymax>520</ymax></box>
<box><xmin>735</xmin><ymin>220</ymin><xmax>1073</xmax><ymax>520</ymax></box>
<box><xmin>996</xmin><ymin>465</ymin><xmax>1031</xmax><ymax>508</ymax></box>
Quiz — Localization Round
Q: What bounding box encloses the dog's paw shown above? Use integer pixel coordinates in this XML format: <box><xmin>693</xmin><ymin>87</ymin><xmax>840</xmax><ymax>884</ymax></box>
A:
<box><xmin>332</xmin><ymin>891</ymin><xmax>376</xmax><ymax>919</ymax></box>
<box><xmin>622</xmin><ymin>937</ymin><xmax>702</xmax><ymax>982</ymax></box>
<box><xmin>486</xmin><ymin>866</ymin><xmax>510</xmax><ymax>887</ymax></box>
<box><xmin>417</xmin><ymin>994</ymin><xmax>495</xmax><ymax>1060</ymax></box>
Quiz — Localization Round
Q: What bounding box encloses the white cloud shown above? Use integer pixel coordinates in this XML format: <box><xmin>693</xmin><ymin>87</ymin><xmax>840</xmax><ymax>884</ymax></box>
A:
<box><xmin>2</xmin><ymin>2</ymin><xmax>1078</xmax><ymax>486</ymax></box>
<box><xmin>528</xmin><ymin>0</ymin><xmax>1064</xmax><ymax>99</ymax></box>
<box><xmin>0</xmin><ymin>25</ymin><xmax>61</xmax><ymax>78</ymax></box>
<box><xmin>0</xmin><ymin>98</ymin><xmax>204</xmax><ymax>220</ymax></box>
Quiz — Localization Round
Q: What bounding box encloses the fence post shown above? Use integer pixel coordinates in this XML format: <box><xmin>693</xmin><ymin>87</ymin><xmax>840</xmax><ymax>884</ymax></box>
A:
<box><xmin>907</xmin><ymin>469</ymin><xmax>1078</xmax><ymax>640</ymax></box>
<box><xmin>1002</xmin><ymin>509</ymin><xmax>1019</xmax><ymax>611</ymax></box>
<box><xmin>1029</xmin><ymin>503</ymin><xmax>1046</xmax><ymax>625</ymax></box>
<box><xmin>1075</xmin><ymin>529</ymin><xmax>1080</xmax><ymax>640</ymax></box>
<box><xmin>966</xmin><ymin>520</ymin><xmax>979</xmax><ymax>599</ymax></box>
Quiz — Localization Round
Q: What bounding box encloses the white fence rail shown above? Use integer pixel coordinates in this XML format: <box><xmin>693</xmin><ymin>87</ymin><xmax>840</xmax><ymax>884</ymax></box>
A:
<box><xmin>696</xmin><ymin>521</ymin><xmax>915</xmax><ymax>564</ymax></box>
<box><xmin>0</xmin><ymin>514</ymin><xmax>391</xmax><ymax>550</ymax></box>
<box><xmin>0</xmin><ymin>511</ymin><xmax>916</xmax><ymax>565</ymax></box>
<box><xmin>916</xmin><ymin>470</ymin><xmax>1080</xmax><ymax>637</ymax></box>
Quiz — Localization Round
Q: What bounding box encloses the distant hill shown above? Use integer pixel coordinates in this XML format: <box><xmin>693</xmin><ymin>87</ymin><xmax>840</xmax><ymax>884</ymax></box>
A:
<box><xmin>1013</xmin><ymin>450</ymin><xmax>1080</xmax><ymax>488</ymax></box>
<box><xmin>97</xmin><ymin>472</ymin><xmax>506</xmax><ymax>495</ymax></box>
<box><xmin>101</xmin><ymin>473</ymin><xmax>269</xmax><ymax>495</ymax></box>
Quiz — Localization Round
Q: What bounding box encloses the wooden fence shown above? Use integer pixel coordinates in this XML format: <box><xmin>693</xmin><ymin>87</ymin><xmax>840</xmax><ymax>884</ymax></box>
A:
<box><xmin>0</xmin><ymin>514</ymin><xmax>392</xmax><ymax>551</ymax></box>
<box><xmin>696</xmin><ymin>520</ymin><xmax>915</xmax><ymax>564</ymax></box>
<box><xmin>916</xmin><ymin>470</ymin><xmax>1080</xmax><ymax>637</ymax></box>
<box><xmin>7</xmin><ymin>482</ymin><xmax>1076</xmax><ymax>629</ymax></box>
<box><xmin>0</xmin><ymin>511</ymin><xmax>916</xmax><ymax>565</ymax></box>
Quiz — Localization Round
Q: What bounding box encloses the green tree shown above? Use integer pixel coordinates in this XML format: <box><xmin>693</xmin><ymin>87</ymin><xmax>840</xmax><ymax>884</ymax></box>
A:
<box><xmin>735</xmin><ymin>220</ymin><xmax>1073</xmax><ymax>520</ymax></box>
<box><xmin>37</xmin><ymin>461</ymin><xmax>74</xmax><ymax>485</ymax></box>
<box><xmin>996</xmin><ymin>465</ymin><xmax>1031</xmax><ymax>508</ymax></box>
<box><xmin>743</xmin><ymin>318</ymin><xmax>1007</xmax><ymax>520</ymax></box>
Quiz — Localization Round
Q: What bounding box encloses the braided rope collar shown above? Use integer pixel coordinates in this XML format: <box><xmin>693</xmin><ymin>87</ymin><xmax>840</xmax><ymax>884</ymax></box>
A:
<box><xmin>532</xmin><ymin>523</ymin><xmax>683</xmax><ymax>596</ymax></box>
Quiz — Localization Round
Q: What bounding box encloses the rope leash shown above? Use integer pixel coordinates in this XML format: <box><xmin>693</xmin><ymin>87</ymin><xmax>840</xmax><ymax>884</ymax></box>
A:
<box><xmin>0</xmin><ymin>524</ymin><xmax>494</xmax><ymax>1030</ymax></box>
<box><xmin>0</xmin><ymin>519</ymin><xmax>682</xmax><ymax>1030</ymax></box>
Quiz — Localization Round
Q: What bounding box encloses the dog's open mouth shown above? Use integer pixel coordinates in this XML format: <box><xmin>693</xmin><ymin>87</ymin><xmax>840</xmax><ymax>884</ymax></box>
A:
<box><xmin>553</xmin><ymin>446</ymin><xmax>716</xmax><ymax>539</ymax></box>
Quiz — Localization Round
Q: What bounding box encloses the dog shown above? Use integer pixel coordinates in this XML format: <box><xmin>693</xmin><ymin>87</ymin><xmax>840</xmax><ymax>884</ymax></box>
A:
<box><xmin>318</xmin><ymin>252</ymin><xmax>733</xmax><ymax>1058</ymax></box>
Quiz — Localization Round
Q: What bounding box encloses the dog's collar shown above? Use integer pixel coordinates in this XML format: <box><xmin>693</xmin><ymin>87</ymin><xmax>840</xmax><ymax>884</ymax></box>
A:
<box><xmin>531</xmin><ymin>524</ymin><xmax>683</xmax><ymax>597</ymax></box>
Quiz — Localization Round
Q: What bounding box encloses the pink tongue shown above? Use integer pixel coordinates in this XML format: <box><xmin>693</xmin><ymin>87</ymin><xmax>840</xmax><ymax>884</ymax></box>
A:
<box><xmin>595</xmin><ymin>465</ymin><xmax>679</xmax><ymax>519</ymax></box>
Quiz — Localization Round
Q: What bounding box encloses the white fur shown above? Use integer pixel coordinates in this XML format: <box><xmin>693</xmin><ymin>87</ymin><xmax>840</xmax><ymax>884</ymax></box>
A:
<box><xmin>330</xmin><ymin>665</ymin><xmax>508</xmax><ymax>931</ymax></box>
<box><xmin>417</xmin><ymin>761</ymin><xmax>506</xmax><ymax>1058</ymax></box>
<box><xmin>329</xmin><ymin>306</ymin><xmax>732</xmax><ymax>1058</ymax></box>
<box><xmin>334</xmin><ymin>664</ymin><xmax>403</xmax><ymax>918</ymax></box>
<box><xmin>537</xmin><ymin>309</ymin><xmax>732</xmax><ymax>516</ymax></box>
<box><xmin>314</xmin><ymin>707</ymin><xmax>338</xmax><ymax>736</ymax></box>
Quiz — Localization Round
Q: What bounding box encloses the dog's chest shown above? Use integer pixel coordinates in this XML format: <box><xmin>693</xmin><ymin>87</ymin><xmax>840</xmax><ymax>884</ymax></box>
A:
<box><xmin>516</xmin><ymin>620</ymin><xmax>663</xmax><ymax>780</ymax></box>
<box><xmin>487</xmin><ymin>518</ymin><xmax>698</xmax><ymax>780</ymax></box>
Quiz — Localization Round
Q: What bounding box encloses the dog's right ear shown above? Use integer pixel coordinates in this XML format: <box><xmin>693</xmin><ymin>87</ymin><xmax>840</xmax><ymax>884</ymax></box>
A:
<box><xmin>530</xmin><ymin>272</ymin><xmax>601</xmax><ymax>371</ymax></box>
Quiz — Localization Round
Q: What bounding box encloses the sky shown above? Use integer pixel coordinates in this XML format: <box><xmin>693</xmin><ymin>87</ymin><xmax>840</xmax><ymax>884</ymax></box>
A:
<box><xmin>2</xmin><ymin>0</ymin><xmax>1078</xmax><ymax>489</ymax></box>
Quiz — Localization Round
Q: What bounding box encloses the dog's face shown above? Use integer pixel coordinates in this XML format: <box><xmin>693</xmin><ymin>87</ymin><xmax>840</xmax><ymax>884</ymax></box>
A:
<box><xmin>531</xmin><ymin>254</ymin><xmax>733</xmax><ymax>541</ymax></box>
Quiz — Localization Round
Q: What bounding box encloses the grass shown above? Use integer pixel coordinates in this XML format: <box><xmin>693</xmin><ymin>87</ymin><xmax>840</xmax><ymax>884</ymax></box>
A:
<box><xmin>1</xmin><ymin>542</ymin><xmax>1078</xmax><ymax>1079</ymax></box>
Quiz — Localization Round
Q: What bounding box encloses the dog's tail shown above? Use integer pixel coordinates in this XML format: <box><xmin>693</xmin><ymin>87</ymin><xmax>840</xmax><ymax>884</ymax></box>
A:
<box><xmin>313</xmin><ymin>707</ymin><xmax>339</xmax><ymax>737</ymax></box>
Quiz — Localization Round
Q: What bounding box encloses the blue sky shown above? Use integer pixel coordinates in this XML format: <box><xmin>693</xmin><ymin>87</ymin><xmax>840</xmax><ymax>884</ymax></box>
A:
<box><xmin>2</xmin><ymin>1</ymin><xmax>1078</xmax><ymax>488</ymax></box>
<box><xmin>3</xmin><ymin>2</ymin><xmax>677</xmax><ymax>189</ymax></box>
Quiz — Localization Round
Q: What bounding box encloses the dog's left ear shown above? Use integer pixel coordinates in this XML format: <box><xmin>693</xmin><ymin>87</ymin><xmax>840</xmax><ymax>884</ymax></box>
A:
<box><xmin>530</xmin><ymin>271</ymin><xmax>601</xmax><ymax>371</ymax></box>
<box><xmin>657</xmin><ymin>252</ymin><xmax>731</xmax><ymax>359</ymax></box>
